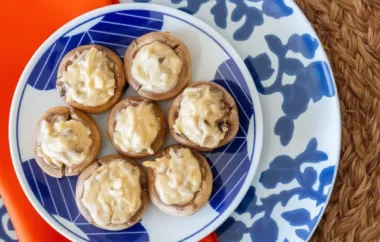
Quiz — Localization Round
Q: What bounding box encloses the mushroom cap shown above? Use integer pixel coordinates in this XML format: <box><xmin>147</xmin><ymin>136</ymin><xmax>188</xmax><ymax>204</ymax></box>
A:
<box><xmin>57</xmin><ymin>44</ymin><xmax>126</xmax><ymax>113</ymax></box>
<box><xmin>146</xmin><ymin>144</ymin><xmax>213</xmax><ymax>216</ymax></box>
<box><xmin>34</xmin><ymin>106</ymin><xmax>101</xmax><ymax>178</ymax></box>
<box><xmin>107</xmin><ymin>96</ymin><xmax>166</xmax><ymax>158</ymax></box>
<box><xmin>168</xmin><ymin>81</ymin><xmax>239</xmax><ymax>151</ymax></box>
<box><xmin>124</xmin><ymin>32</ymin><xmax>191</xmax><ymax>101</ymax></box>
<box><xmin>75</xmin><ymin>154</ymin><xmax>149</xmax><ymax>230</ymax></box>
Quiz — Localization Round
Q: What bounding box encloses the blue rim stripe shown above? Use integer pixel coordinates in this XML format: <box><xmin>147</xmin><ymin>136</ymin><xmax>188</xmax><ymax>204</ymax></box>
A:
<box><xmin>210</xmin><ymin>153</ymin><xmax>248</xmax><ymax>202</ymax></box>
<box><xmin>100</xmin><ymin>20</ymin><xmax>161</xmax><ymax>31</ymax></box>
<box><xmin>215</xmin><ymin>172</ymin><xmax>247</xmax><ymax>210</ymax></box>
<box><xmin>209</xmin><ymin>142</ymin><xmax>234</xmax><ymax>169</ymax></box>
<box><xmin>32</xmin><ymin>43</ymin><xmax>56</xmax><ymax>88</ymax></box>
<box><xmin>115</xmin><ymin>12</ymin><xmax>163</xmax><ymax>22</ymax></box>
<box><xmin>43</xmin><ymin>37</ymin><xmax>72</xmax><ymax>90</ymax></box>
<box><xmin>42</xmin><ymin>171</ymin><xmax>59</xmax><ymax>216</ymax></box>
<box><xmin>26</xmin><ymin>159</ymin><xmax>45</xmax><ymax>206</ymax></box>
<box><xmin>56</xmin><ymin>178</ymin><xmax>73</xmax><ymax>222</ymax></box>
<box><xmin>223</xmin><ymin>62</ymin><xmax>252</xmax><ymax>105</ymax></box>
<box><xmin>212</xmin><ymin>141</ymin><xmax>247</xmax><ymax>182</ymax></box>
<box><xmin>89</xmin><ymin>29</ymin><xmax>139</xmax><ymax>39</ymax></box>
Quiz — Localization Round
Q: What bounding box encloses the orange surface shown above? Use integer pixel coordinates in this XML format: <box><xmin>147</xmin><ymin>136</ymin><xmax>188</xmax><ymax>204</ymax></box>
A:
<box><xmin>200</xmin><ymin>233</ymin><xmax>219</xmax><ymax>242</ymax></box>
<box><xmin>0</xmin><ymin>1</ymin><xmax>218</xmax><ymax>242</ymax></box>
<box><xmin>0</xmin><ymin>1</ymin><xmax>112</xmax><ymax>241</ymax></box>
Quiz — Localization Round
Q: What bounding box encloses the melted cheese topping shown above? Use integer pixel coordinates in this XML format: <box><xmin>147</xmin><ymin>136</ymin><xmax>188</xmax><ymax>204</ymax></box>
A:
<box><xmin>37</xmin><ymin>116</ymin><xmax>93</xmax><ymax>167</ymax></box>
<box><xmin>81</xmin><ymin>160</ymin><xmax>142</xmax><ymax>226</ymax></box>
<box><xmin>60</xmin><ymin>47</ymin><xmax>116</xmax><ymax>106</ymax></box>
<box><xmin>143</xmin><ymin>147</ymin><xmax>202</xmax><ymax>205</ymax></box>
<box><xmin>173</xmin><ymin>84</ymin><xmax>229</xmax><ymax>148</ymax></box>
<box><xmin>131</xmin><ymin>41</ymin><xmax>183</xmax><ymax>92</ymax></box>
<box><xmin>113</xmin><ymin>101</ymin><xmax>159</xmax><ymax>154</ymax></box>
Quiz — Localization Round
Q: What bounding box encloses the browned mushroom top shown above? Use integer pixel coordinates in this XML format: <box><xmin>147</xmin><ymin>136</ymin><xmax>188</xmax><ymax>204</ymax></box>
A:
<box><xmin>124</xmin><ymin>32</ymin><xmax>191</xmax><ymax>101</ymax></box>
<box><xmin>172</xmin><ymin>84</ymin><xmax>231</xmax><ymax>148</ymax></box>
<box><xmin>131</xmin><ymin>41</ymin><xmax>183</xmax><ymax>93</ymax></box>
<box><xmin>36</xmin><ymin>112</ymin><xmax>93</xmax><ymax>168</ymax></box>
<box><xmin>143</xmin><ymin>146</ymin><xmax>202</xmax><ymax>205</ymax></box>
<box><xmin>81</xmin><ymin>159</ymin><xmax>142</xmax><ymax>227</ymax></box>
<box><xmin>58</xmin><ymin>47</ymin><xmax>116</xmax><ymax>107</ymax></box>
<box><xmin>112</xmin><ymin>99</ymin><xmax>160</xmax><ymax>154</ymax></box>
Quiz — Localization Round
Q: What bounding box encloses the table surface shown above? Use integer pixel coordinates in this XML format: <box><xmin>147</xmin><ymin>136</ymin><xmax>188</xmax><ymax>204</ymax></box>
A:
<box><xmin>0</xmin><ymin>1</ymin><xmax>114</xmax><ymax>241</ymax></box>
<box><xmin>294</xmin><ymin>0</ymin><xmax>380</xmax><ymax>241</ymax></box>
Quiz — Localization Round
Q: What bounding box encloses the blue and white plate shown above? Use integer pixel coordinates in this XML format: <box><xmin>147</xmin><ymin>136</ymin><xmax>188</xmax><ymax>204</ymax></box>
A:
<box><xmin>9</xmin><ymin>3</ymin><xmax>264</xmax><ymax>242</ymax></box>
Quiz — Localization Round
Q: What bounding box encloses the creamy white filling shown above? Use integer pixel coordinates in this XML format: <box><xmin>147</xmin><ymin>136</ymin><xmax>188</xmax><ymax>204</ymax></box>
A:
<box><xmin>131</xmin><ymin>41</ymin><xmax>183</xmax><ymax>92</ymax></box>
<box><xmin>60</xmin><ymin>47</ymin><xmax>116</xmax><ymax>106</ymax></box>
<box><xmin>37</xmin><ymin>116</ymin><xmax>93</xmax><ymax>167</ymax></box>
<box><xmin>82</xmin><ymin>160</ymin><xmax>142</xmax><ymax>226</ymax></box>
<box><xmin>173</xmin><ymin>84</ymin><xmax>228</xmax><ymax>148</ymax></box>
<box><xmin>144</xmin><ymin>147</ymin><xmax>202</xmax><ymax>205</ymax></box>
<box><xmin>113</xmin><ymin>101</ymin><xmax>159</xmax><ymax>154</ymax></box>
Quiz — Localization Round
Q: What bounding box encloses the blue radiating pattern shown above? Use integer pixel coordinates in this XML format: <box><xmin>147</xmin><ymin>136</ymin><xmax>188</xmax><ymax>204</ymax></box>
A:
<box><xmin>205</xmin><ymin>59</ymin><xmax>253</xmax><ymax>212</ymax></box>
<box><xmin>246</xmin><ymin>34</ymin><xmax>335</xmax><ymax>146</ymax></box>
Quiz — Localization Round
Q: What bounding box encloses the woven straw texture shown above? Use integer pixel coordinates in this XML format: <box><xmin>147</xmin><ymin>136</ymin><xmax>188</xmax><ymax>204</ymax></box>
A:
<box><xmin>294</xmin><ymin>0</ymin><xmax>380</xmax><ymax>241</ymax></box>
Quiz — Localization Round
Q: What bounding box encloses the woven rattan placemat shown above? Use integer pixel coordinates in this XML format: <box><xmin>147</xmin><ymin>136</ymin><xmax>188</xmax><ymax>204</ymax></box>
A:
<box><xmin>294</xmin><ymin>0</ymin><xmax>380</xmax><ymax>241</ymax></box>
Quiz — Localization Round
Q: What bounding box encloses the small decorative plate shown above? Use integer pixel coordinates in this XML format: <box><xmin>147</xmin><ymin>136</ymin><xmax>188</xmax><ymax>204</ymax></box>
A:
<box><xmin>131</xmin><ymin>0</ymin><xmax>340</xmax><ymax>242</ymax></box>
<box><xmin>9</xmin><ymin>3</ymin><xmax>263</xmax><ymax>242</ymax></box>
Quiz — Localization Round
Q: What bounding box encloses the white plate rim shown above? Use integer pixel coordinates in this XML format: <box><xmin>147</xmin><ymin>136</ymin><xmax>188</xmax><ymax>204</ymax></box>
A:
<box><xmin>290</xmin><ymin>3</ymin><xmax>341</xmax><ymax>241</ymax></box>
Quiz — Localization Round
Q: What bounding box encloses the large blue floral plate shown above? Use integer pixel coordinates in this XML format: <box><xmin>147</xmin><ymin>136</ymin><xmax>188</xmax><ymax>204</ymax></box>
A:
<box><xmin>129</xmin><ymin>0</ymin><xmax>340</xmax><ymax>241</ymax></box>
<box><xmin>9</xmin><ymin>3</ymin><xmax>264</xmax><ymax>242</ymax></box>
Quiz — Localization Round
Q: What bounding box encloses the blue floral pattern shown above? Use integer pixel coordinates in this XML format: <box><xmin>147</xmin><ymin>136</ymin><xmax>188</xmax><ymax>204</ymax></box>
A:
<box><xmin>216</xmin><ymin>139</ymin><xmax>335</xmax><ymax>241</ymax></box>
<box><xmin>246</xmin><ymin>34</ymin><xmax>335</xmax><ymax>146</ymax></box>
<box><xmin>134</xmin><ymin>0</ymin><xmax>293</xmax><ymax>40</ymax></box>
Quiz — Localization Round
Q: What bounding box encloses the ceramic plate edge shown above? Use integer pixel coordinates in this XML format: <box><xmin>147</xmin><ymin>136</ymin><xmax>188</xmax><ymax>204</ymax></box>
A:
<box><xmin>8</xmin><ymin>3</ymin><xmax>264</xmax><ymax>242</ymax></box>
<box><xmin>289</xmin><ymin>2</ymin><xmax>341</xmax><ymax>241</ymax></box>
